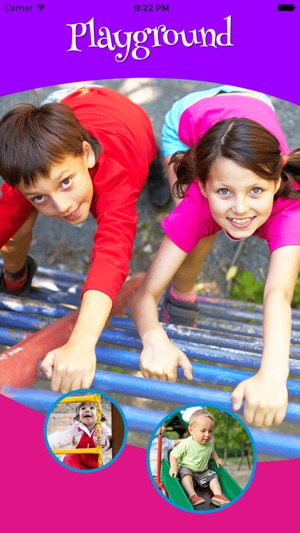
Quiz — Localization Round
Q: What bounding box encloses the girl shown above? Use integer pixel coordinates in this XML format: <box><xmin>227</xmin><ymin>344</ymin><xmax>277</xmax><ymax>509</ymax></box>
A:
<box><xmin>130</xmin><ymin>85</ymin><xmax>300</xmax><ymax>428</ymax></box>
<box><xmin>47</xmin><ymin>401</ymin><xmax>112</xmax><ymax>469</ymax></box>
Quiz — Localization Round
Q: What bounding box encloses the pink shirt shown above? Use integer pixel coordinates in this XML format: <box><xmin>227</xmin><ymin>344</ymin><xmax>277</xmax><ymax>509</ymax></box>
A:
<box><xmin>162</xmin><ymin>91</ymin><xmax>299</xmax><ymax>254</ymax></box>
<box><xmin>162</xmin><ymin>89</ymin><xmax>289</xmax><ymax>156</ymax></box>
<box><xmin>177</xmin><ymin>95</ymin><xmax>289</xmax><ymax>154</ymax></box>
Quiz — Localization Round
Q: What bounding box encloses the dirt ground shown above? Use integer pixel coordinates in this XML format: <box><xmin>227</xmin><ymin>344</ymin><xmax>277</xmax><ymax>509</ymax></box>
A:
<box><xmin>223</xmin><ymin>459</ymin><xmax>253</xmax><ymax>489</ymax></box>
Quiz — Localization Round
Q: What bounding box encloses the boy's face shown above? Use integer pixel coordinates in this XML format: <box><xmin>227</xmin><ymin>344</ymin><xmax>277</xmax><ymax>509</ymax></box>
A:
<box><xmin>17</xmin><ymin>142</ymin><xmax>95</xmax><ymax>225</ymax></box>
<box><xmin>188</xmin><ymin>416</ymin><xmax>214</xmax><ymax>445</ymax></box>
<box><xmin>79</xmin><ymin>402</ymin><xmax>97</xmax><ymax>430</ymax></box>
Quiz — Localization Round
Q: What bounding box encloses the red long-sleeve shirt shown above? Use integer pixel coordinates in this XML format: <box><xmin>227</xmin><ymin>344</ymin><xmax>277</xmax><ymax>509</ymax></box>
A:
<box><xmin>0</xmin><ymin>87</ymin><xmax>157</xmax><ymax>303</ymax></box>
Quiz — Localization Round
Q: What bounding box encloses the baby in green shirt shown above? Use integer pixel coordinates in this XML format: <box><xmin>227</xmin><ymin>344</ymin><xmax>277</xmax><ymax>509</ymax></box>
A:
<box><xmin>169</xmin><ymin>409</ymin><xmax>230</xmax><ymax>508</ymax></box>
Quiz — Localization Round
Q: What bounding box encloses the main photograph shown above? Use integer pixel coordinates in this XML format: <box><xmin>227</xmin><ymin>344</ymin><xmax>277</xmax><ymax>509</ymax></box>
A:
<box><xmin>0</xmin><ymin>79</ymin><xmax>300</xmax><ymax>461</ymax></box>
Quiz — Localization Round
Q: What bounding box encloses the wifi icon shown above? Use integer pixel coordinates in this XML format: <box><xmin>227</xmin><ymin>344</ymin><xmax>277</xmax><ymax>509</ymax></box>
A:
<box><xmin>37</xmin><ymin>3</ymin><xmax>46</xmax><ymax>10</ymax></box>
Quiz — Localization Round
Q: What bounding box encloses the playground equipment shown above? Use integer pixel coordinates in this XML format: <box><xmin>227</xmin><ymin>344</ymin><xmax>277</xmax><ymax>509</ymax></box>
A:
<box><xmin>152</xmin><ymin>411</ymin><xmax>244</xmax><ymax>510</ymax></box>
<box><xmin>0</xmin><ymin>262</ymin><xmax>300</xmax><ymax>458</ymax></box>
<box><xmin>161</xmin><ymin>458</ymin><xmax>242</xmax><ymax>511</ymax></box>
<box><xmin>154</xmin><ymin>432</ymin><xmax>168</xmax><ymax>497</ymax></box>
<box><xmin>49</xmin><ymin>393</ymin><xmax>103</xmax><ymax>467</ymax></box>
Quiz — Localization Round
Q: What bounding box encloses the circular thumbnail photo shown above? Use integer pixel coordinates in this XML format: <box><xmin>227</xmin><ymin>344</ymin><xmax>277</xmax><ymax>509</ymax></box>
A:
<box><xmin>148</xmin><ymin>405</ymin><xmax>256</xmax><ymax>513</ymax></box>
<box><xmin>44</xmin><ymin>389</ymin><xmax>127</xmax><ymax>472</ymax></box>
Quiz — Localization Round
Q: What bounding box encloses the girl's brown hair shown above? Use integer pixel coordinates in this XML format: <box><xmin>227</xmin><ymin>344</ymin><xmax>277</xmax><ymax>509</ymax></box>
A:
<box><xmin>171</xmin><ymin>118</ymin><xmax>300</xmax><ymax>200</ymax></box>
<box><xmin>0</xmin><ymin>102</ymin><xmax>102</xmax><ymax>186</ymax></box>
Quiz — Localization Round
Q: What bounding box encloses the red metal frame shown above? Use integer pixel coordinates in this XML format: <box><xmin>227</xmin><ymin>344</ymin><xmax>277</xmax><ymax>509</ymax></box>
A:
<box><xmin>0</xmin><ymin>310</ymin><xmax>79</xmax><ymax>389</ymax></box>
<box><xmin>156</xmin><ymin>433</ymin><xmax>168</xmax><ymax>497</ymax></box>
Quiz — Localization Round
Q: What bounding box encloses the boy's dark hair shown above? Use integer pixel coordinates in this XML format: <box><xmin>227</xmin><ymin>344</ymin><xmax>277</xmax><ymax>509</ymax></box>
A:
<box><xmin>0</xmin><ymin>102</ymin><xmax>102</xmax><ymax>187</ymax></box>
<box><xmin>171</xmin><ymin>117</ymin><xmax>300</xmax><ymax>201</ymax></box>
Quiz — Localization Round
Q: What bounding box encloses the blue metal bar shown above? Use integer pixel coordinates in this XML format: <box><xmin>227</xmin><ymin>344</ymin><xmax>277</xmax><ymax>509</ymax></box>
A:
<box><xmin>0</xmin><ymin>310</ymin><xmax>54</xmax><ymax>330</ymax></box>
<box><xmin>198</xmin><ymin>305</ymin><xmax>300</xmax><ymax>329</ymax></box>
<box><xmin>89</xmin><ymin>369</ymin><xmax>300</xmax><ymax>424</ymax></box>
<box><xmin>249</xmin><ymin>429</ymin><xmax>300</xmax><ymax>459</ymax></box>
<box><xmin>111</xmin><ymin>317</ymin><xmax>265</xmax><ymax>353</ymax></box>
<box><xmin>3</xmin><ymin>263</ymin><xmax>300</xmax><ymax>328</ymax></box>
<box><xmin>97</xmin><ymin>345</ymin><xmax>300</xmax><ymax>396</ymax></box>
<box><xmin>110</xmin><ymin>317</ymin><xmax>300</xmax><ymax>357</ymax></box>
<box><xmin>0</xmin><ymin>326</ymin><xmax>32</xmax><ymax>344</ymax></box>
<box><xmin>3</xmin><ymin>285</ymin><xmax>300</xmax><ymax>349</ymax></box>
<box><xmin>197</xmin><ymin>295</ymin><xmax>300</xmax><ymax>322</ymax></box>
<box><xmin>3</xmin><ymin>387</ymin><xmax>300</xmax><ymax>458</ymax></box>
<box><xmin>2</xmin><ymin>260</ymin><xmax>300</xmax><ymax>324</ymax></box>
<box><xmin>1</xmin><ymin>324</ymin><xmax>300</xmax><ymax>394</ymax></box>
<box><xmin>1</xmin><ymin>298</ymin><xmax>300</xmax><ymax>358</ymax></box>
<box><xmin>99</xmin><ymin>329</ymin><xmax>300</xmax><ymax>375</ymax></box>
<box><xmin>34</xmin><ymin>265</ymin><xmax>85</xmax><ymax>283</ymax></box>
<box><xmin>190</xmin><ymin>318</ymin><xmax>300</xmax><ymax>341</ymax></box>
<box><xmin>27</xmin><ymin>290</ymin><xmax>81</xmax><ymax>307</ymax></box>
<box><xmin>0</xmin><ymin>295</ymin><xmax>71</xmax><ymax>319</ymax></box>
<box><xmin>1</xmin><ymin>305</ymin><xmax>300</xmax><ymax>362</ymax></box>
<box><xmin>1</xmin><ymin>322</ymin><xmax>300</xmax><ymax>377</ymax></box>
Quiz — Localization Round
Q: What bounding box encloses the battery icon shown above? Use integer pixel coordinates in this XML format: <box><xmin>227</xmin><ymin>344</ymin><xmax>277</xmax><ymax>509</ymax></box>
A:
<box><xmin>278</xmin><ymin>4</ymin><xmax>296</xmax><ymax>10</ymax></box>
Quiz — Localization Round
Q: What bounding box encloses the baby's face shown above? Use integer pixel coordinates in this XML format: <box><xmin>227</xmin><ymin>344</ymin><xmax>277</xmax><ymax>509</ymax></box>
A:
<box><xmin>189</xmin><ymin>416</ymin><xmax>214</xmax><ymax>445</ymax></box>
<box><xmin>79</xmin><ymin>402</ymin><xmax>97</xmax><ymax>429</ymax></box>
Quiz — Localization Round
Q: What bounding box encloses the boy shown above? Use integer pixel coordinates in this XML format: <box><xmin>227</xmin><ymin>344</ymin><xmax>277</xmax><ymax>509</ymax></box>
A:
<box><xmin>169</xmin><ymin>409</ymin><xmax>230</xmax><ymax>507</ymax></box>
<box><xmin>0</xmin><ymin>85</ymin><xmax>170</xmax><ymax>393</ymax></box>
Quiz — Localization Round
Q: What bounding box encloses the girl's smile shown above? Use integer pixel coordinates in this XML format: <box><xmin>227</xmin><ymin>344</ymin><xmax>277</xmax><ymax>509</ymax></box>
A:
<box><xmin>200</xmin><ymin>157</ymin><xmax>281</xmax><ymax>239</ymax></box>
<box><xmin>17</xmin><ymin>142</ymin><xmax>95</xmax><ymax>225</ymax></box>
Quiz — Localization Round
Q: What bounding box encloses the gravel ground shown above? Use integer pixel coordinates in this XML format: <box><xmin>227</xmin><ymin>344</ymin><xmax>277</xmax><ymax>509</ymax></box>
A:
<box><xmin>1</xmin><ymin>79</ymin><xmax>300</xmax><ymax>456</ymax></box>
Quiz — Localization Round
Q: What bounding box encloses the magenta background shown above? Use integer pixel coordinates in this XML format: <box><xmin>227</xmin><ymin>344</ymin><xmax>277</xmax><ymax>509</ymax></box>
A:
<box><xmin>1</xmin><ymin>0</ymin><xmax>299</xmax><ymax>528</ymax></box>
<box><xmin>1</xmin><ymin>394</ymin><xmax>298</xmax><ymax>528</ymax></box>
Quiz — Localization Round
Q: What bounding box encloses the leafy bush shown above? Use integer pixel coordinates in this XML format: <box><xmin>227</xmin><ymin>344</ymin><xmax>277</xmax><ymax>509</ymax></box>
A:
<box><xmin>229</xmin><ymin>271</ymin><xmax>264</xmax><ymax>304</ymax></box>
<box><xmin>229</xmin><ymin>270</ymin><xmax>300</xmax><ymax>309</ymax></box>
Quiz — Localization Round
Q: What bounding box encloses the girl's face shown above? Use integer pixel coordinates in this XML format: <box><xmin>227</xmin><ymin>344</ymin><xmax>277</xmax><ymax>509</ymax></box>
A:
<box><xmin>200</xmin><ymin>157</ymin><xmax>281</xmax><ymax>239</ymax></box>
<box><xmin>79</xmin><ymin>402</ymin><xmax>97</xmax><ymax>430</ymax></box>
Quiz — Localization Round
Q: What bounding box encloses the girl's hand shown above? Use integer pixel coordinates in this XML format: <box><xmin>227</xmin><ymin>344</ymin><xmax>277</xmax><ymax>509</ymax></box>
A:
<box><xmin>40</xmin><ymin>340</ymin><xmax>96</xmax><ymax>393</ymax></box>
<box><xmin>140</xmin><ymin>327</ymin><xmax>193</xmax><ymax>382</ymax></box>
<box><xmin>169</xmin><ymin>466</ymin><xmax>178</xmax><ymax>478</ymax></box>
<box><xmin>215</xmin><ymin>457</ymin><xmax>223</xmax><ymax>468</ymax></box>
<box><xmin>231</xmin><ymin>372</ymin><xmax>288</xmax><ymax>427</ymax></box>
<box><xmin>94</xmin><ymin>434</ymin><xmax>107</xmax><ymax>447</ymax></box>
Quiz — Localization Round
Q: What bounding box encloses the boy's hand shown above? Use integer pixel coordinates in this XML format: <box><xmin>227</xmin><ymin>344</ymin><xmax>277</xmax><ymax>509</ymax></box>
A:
<box><xmin>169</xmin><ymin>466</ymin><xmax>178</xmax><ymax>478</ymax></box>
<box><xmin>140</xmin><ymin>328</ymin><xmax>193</xmax><ymax>382</ymax></box>
<box><xmin>215</xmin><ymin>457</ymin><xmax>223</xmax><ymax>468</ymax></box>
<box><xmin>40</xmin><ymin>340</ymin><xmax>96</xmax><ymax>393</ymax></box>
<box><xmin>231</xmin><ymin>371</ymin><xmax>288</xmax><ymax>427</ymax></box>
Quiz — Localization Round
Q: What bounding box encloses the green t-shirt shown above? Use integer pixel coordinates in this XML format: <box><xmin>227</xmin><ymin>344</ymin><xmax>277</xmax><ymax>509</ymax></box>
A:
<box><xmin>170</xmin><ymin>436</ymin><xmax>213</xmax><ymax>472</ymax></box>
